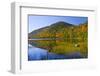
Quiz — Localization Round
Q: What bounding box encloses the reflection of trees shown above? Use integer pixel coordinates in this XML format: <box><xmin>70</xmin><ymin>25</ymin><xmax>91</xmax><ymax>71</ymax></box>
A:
<box><xmin>47</xmin><ymin>40</ymin><xmax>57</xmax><ymax>59</ymax></box>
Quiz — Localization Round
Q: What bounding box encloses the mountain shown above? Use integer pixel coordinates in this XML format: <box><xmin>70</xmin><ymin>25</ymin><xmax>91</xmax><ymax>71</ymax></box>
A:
<box><xmin>49</xmin><ymin>21</ymin><xmax>74</xmax><ymax>27</ymax></box>
<box><xmin>28</xmin><ymin>21</ymin><xmax>87</xmax><ymax>39</ymax></box>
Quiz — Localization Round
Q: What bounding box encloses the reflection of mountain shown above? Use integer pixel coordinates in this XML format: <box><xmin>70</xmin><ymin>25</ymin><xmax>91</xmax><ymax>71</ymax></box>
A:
<box><xmin>28</xmin><ymin>21</ymin><xmax>88</xmax><ymax>39</ymax></box>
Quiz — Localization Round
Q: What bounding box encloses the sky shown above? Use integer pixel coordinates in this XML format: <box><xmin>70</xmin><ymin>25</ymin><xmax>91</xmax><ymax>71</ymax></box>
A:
<box><xmin>28</xmin><ymin>15</ymin><xmax>88</xmax><ymax>33</ymax></box>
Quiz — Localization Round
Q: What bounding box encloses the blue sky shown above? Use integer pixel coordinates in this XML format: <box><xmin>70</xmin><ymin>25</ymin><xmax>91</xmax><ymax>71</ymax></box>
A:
<box><xmin>28</xmin><ymin>15</ymin><xmax>88</xmax><ymax>33</ymax></box>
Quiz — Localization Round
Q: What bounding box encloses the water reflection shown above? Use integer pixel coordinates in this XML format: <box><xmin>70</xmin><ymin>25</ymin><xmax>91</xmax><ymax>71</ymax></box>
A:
<box><xmin>28</xmin><ymin>39</ymin><xmax>87</xmax><ymax>61</ymax></box>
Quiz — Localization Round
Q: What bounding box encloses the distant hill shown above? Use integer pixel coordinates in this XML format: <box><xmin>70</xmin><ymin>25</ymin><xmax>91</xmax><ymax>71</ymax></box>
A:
<box><xmin>28</xmin><ymin>21</ymin><xmax>88</xmax><ymax>39</ymax></box>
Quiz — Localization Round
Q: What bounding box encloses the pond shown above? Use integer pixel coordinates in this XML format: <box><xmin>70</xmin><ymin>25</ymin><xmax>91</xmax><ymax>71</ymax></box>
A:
<box><xmin>28</xmin><ymin>39</ymin><xmax>85</xmax><ymax>61</ymax></box>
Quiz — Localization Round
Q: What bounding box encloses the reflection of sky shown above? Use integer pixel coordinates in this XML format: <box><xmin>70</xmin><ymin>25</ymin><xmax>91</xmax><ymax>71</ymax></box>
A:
<box><xmin>28</xmin><ymin>15</ymin><xmax>88</xmax><ymax>33</ymax></box>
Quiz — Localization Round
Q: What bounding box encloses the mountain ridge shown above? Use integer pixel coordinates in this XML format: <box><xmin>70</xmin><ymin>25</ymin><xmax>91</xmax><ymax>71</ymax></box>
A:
<box><xmin>29</xmin><ymin>21</ymin><xmax>75</xmax><ymax>34</ymax></box>
<box><xmin>28</xmin><ymin>21</ymin><xmax>87</xmax><ymax>39</ymax></box>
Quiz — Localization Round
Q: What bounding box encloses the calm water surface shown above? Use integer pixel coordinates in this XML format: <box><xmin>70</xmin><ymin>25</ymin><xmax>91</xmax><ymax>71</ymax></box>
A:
<box><xmin>28</xmin><ymin>44</ymin><xmax>83</xmax><ymax>61</ymax></box>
